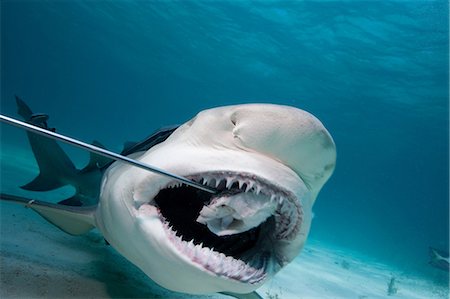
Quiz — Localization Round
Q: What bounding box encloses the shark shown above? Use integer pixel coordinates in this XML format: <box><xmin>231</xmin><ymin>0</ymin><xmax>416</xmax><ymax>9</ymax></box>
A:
<box><xmin>1</xmin><ymin>98</ymin><xmax>336</xmax><ymax>297</ymax></box>
<box><xmin>429</xmin><ymin>247</ymin><xmax>449</xmax><ymax>271</ymax></box>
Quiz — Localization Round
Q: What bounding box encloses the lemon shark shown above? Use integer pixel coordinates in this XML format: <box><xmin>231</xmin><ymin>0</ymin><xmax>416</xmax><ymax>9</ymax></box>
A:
<box><xmin>429</xmin><ymin>247</ymin><xmax>449</xmax><ymax>271</ymax></box>
<box><xmin>1</xmin><ymin>99</ymin><xmax>336</xmax><ymax>297</ymax></box>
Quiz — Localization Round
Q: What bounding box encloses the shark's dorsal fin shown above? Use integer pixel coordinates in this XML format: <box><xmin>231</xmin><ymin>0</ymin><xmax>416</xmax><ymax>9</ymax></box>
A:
<box><xmin>122</xmin><ymin>141</ymin><xmax>139</xmax><ymax>154</ymax></box>
<box><xmin>120</xmin><ymin>125</ymin><xmax>179</xmax><ymax>156</ymax></box>
<box><xmin>1</xmin><ymin>193</ymin><xmax>96</xmax><ymax>235</ymax></box>
<box><xmin>20</xmin><ymin>131</ymin><xmax>78</xmax><ymax>191</ymax></box>
<box><xmin>16</xmin><ymin>97</ymin><xmax>78</xmax><ymax>192</ymax></box>
<box><xmin>15</xmin><ymin>95</ymin><xmax>33</xmax><ymax>120</ymax></box>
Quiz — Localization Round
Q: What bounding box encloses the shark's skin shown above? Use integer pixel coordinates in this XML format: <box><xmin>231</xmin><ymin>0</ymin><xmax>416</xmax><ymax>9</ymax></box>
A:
<box><xmin>1</xmin><ymin>102</ymin><xmax>336</xmax><ymax>296</ymax></box>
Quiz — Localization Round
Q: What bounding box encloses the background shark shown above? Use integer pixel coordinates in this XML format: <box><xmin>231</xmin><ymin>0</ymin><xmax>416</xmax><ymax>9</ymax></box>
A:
<box><xmin>429</xmin><ymin>247</ymin><xmax>449</xmax><ymax>272</ymax></box>
<box><xmin>1</xmin><ymin>99</ymin><xmax>336</xmax><ymax>296</ymax></box>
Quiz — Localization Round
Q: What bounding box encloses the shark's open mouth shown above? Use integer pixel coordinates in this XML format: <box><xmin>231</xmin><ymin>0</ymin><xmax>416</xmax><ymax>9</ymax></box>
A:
<box><xmin>151</xmin><ymin>171</ymin><xmax>303</xmax><ymax>284</ymax></box>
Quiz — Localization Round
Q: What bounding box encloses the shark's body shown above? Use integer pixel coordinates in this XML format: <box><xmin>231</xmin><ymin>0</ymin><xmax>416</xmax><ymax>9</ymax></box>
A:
<box><xmin>1</xmin><ymin>99</ymin><xmax>336</xmax><ymax>296</ymax></box>
<box><xmin>429</xmin><ymin>247</ymin><xmax>449</xmax><ymax>271</ymax></box>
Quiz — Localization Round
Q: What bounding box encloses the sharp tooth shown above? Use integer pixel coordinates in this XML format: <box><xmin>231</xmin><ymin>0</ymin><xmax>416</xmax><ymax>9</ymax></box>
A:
<box><xmin>203</xmin><ymin>177</ymin><xmax>209</xmax><ymax>185</ymax></box>
<box><xmin>235</xmin><ymin>262</ymin><xmax>246</xmax><ymax>275</ymax></box>
<box><xmin>202</xmin><ymin>247</ymin><xmax>211</xmax><ymax>262</ymax></box>
<box><xmin>188</xmin><ymin>239</ymin><xmax>194</xmax><ymax>248</ymax></box>
<box><xmin>270</xmin><ymin>194</ymin><xmax>276</xmax><ymax>202</ymax></box>
<box><xmin>194</xmin><ymin>245</ymin><xmax>202</xmax><ymax>258</ymax></box>
<box><xmin>279</xmin><ymin>196</ymin><xmax>284</xmax><ymax>205</ymax></box>
<box><xmin>224</xmin><ymin>256</ymin><xmax>234</xmax><ymax>273</ymax></box>
<box><xmin>255</xmin><ymin>185</ymin><xmax>262</xmax><ymax>195</ymax></box>
<box><xmin>215</xmin><ymin>179</ymin><xmax>221</xmax><ymax>188</ymax></box>
<box><xmin>238</xmin><ymin>180</ymin><xmax>244</xmax><ymax>189</ymax></box>
<box><xmin>226</xmin><ymin>178</ymin><xmax>233</xmax><ymax>189</ymax></box>
<box><xmin>245</xmin><ymin>182</ymin><xmax>253</xmax><ymax>192</ymax></box>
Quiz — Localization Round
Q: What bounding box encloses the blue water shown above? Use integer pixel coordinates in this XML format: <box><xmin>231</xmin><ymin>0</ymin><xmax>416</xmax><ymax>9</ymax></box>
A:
<box><xmin>1</xmin><ymin>0</ymin><xmax>448</xmax><ymax>289</ymax></box>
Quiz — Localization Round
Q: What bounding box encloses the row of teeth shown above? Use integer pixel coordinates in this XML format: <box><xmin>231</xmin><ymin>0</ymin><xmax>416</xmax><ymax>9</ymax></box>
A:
<box><xmin>164</xmin><ymin>222</ymin><xmax>267</xmax><ymax>284</ymax></box>
<box><xmin>274</xmin><ymin>199</ymin><xmax>302</xmax><ymax>240</ymax></box>
<box><xmin>186</xmin><ymin>173</ymin><xmax>302</xmax><ymax>240</ymax></box>
<box><xmin>167</xmin><ymin>174</ymin><xmax>302</xmax><ymax>240</ymax></box>
<box><xmin>201</xmin><ymin>176</ymin><xmax>263</xmax><ymax>194</ymax></box>
<box><xmin>167</xmin><ymin>177</ymin><xmax>264</xmax><ymax>194</ymax></box>
<box><xmin>168</xmin><ymin>178</ymin><xmax>286</xmax><ymax>205</ymax></box>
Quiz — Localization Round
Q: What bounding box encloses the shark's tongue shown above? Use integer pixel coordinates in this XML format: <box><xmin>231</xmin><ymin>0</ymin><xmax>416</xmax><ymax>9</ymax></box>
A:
<box><xmin>196</xmin><ymin>192</ymin><xmax>276</xmax><ymax>236</ymax></box>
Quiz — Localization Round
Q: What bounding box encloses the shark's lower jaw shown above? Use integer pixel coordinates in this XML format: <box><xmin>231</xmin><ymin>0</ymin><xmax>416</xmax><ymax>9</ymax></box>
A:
<box><xmin>150</xmin><ymin>171</ymin><xmax>303</xmax><ymax>285</ymax></box>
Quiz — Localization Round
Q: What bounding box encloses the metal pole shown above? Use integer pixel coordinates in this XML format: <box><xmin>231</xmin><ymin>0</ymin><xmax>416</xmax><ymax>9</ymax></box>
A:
<box><xmin>0</xmin><ymin>114</ymin><xmax>217</xmax><ymax>194</ymax></box>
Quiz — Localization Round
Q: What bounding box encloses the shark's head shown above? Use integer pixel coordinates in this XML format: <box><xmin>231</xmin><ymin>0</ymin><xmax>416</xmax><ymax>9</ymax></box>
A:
<box><xmin>97</xmin><ymin>104</ymin><xmax>336</xmax><ymax>294</ymax></box>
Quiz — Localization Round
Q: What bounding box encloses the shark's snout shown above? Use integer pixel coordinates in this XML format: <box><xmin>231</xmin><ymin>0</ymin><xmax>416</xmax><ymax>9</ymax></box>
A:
<box><xmin>229</xmin><ymin>105</ymin><xmax>336</xmax><ymax>195</ymax></box>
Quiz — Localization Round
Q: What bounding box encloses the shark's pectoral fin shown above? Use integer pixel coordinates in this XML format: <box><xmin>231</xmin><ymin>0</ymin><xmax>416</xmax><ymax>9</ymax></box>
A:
<box><xmin>1</xmin><ymin>193</ymin><xmax>96</xmax><ymax>235</ymax></box>
<box><xmin>33</xmin><ymin>205</ymin><xmax>95</xmax><ymax>235</ymax></box>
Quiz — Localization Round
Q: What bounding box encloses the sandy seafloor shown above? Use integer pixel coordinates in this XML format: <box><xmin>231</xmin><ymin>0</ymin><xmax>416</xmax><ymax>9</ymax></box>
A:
<box><xmin>1</xmin><ymin>146</ymin><xmax>448</xmax><ymax>299</ymax></box>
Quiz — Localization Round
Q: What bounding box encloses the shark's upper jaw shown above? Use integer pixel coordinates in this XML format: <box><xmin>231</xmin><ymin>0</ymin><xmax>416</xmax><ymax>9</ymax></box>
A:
<box><xmin>145</xmin><ymin>170</ymin><xmax>303</xmax><ymax>285</ymax></box>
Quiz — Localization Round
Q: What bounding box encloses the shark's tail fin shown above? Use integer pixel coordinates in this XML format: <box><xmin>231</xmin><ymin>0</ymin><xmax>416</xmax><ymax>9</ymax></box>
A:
<box><xmin>1</xmin><ymin>193</ymin><xmax>96</xmax><ymax>235</ymax></box>
<box><xmin>429</xmin><ymin>247</ymin><xmax>450</xmax><ymax>271</ymax></box>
